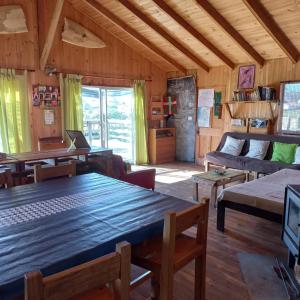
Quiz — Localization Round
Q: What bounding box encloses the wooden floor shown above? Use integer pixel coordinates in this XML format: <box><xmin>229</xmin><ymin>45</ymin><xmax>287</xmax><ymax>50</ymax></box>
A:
<box><xmin>131</xmin><ymin>162</ymin><xmax>287</xmax><ymax>300</ymax></box>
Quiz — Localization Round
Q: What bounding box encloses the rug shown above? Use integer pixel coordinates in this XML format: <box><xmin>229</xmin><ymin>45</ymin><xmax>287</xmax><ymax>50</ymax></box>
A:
<box><xmin>238</xmin><ymin>253</ymin><xmax>288</xmax><ymax>300</ymax></box>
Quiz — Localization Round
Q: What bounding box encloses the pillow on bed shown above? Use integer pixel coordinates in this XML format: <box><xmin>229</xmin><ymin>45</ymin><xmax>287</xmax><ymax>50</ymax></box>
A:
<box><xmin>245</xmin><ymin>139</ymin><xmax>270</xmax><ymax>160</ymax></box>
<box><xmin>271</xmin><ymin>142</ymin><xmax>298</xmax><ymax>164</ymax></box>
<box><xmin>294</xmin><ymin>147</ymin><xmax>300</xmax><ymax>164</ymax></box>
<box><xmin>220</xmin><ymin>136</ymin><xmax>245</xmax><ymax>156</ymax></box>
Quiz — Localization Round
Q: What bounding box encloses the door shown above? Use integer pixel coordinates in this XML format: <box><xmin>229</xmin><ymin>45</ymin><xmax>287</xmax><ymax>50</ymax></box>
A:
<box><xmin>82</xmin><ymin>86</ymin><xmax>135</xmax><ymax>162</ymax></box>
<box><xmin>167</xmin><ymin>76</ymin><xmax>197</xmax><ymax>162</ymax></box>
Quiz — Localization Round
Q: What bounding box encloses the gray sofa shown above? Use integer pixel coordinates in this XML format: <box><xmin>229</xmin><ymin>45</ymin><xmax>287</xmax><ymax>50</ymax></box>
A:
<box><xmin>205</xmin><ymin>132</ymin><xmax>300</xmax><ymax>175</ymax></box>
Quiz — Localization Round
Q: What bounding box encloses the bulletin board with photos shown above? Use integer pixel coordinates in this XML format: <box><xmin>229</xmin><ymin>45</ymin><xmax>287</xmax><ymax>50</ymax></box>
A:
<box><xmin>32</xmin><ymin>85</ymin><xmax>61</xmax><ymax>107</ymax></box>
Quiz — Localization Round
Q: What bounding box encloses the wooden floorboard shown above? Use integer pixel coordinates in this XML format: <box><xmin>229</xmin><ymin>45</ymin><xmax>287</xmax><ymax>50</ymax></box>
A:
<box><xmin>131</xmin><ymin>162</ymin><xmax>287</xmax><ymax>300</ymax></box>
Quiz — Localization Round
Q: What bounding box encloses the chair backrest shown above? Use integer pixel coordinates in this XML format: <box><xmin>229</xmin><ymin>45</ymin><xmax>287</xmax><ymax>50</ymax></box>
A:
<box><xmin>161</xmin><ymin>198</ymin><xmax>209</xmax><ymax>270</ymax></box>
<box><xmin>0</xmin><ymin>168</ymin><xmax>13</xmax><ymax>188</ymax></box>
<box><xmin>34</xmin><ymin>160</ymin><xmax>76</xmax><ymax>183</ymax></box>
<box><xmin>112</xmin><ymin>154</ymin><xmax>126</xmax><ymax>179</ymax></box>
<box><xmin>25</xmin><ymin>241</ymin><xmax>131</xmax><ymax>300</ymax></box>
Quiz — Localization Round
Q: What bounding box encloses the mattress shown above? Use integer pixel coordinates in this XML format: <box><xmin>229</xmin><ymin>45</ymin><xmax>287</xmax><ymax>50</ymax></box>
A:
<box><xmin>218</xmin><ymin>169</ymin><xmax>300</xmax><ymax>214</ymax></box>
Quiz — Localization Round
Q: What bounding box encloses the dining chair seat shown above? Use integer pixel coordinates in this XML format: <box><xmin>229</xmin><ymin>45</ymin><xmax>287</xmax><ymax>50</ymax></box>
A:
<box><xmin>132</xmin><ymin>234</ymin><xmax>204</xmax><ymax>273</ymax></box>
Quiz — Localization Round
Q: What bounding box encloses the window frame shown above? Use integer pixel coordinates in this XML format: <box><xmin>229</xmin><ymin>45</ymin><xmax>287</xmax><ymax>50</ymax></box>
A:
<box><xmin>278</xmin><ymin>81</ymin><xmax>300</xmax><ymax>135</ymax></box>
<box><xmin>82</xmin><ymin>85</ymin><xmax>136</xmax><ymax>163</ymax></box>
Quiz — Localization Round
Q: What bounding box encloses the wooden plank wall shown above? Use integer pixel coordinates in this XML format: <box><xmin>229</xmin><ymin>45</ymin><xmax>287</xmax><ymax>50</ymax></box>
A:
<box><xmin>0</xmin><ymin>0</ymin><xmax>166</xmax><ymax>151</ymax></box>
<box><xmin>168</xmin><ymin>57</ymin><xmax>300</xmax><ymax>164</ymax></box>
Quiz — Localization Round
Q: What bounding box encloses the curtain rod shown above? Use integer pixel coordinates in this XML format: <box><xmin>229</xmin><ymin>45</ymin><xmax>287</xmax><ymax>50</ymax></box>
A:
<box><xmin>82</xmin><ymin>74</ymin><xmax>152</xmax><ymax>82</ymax></box>
<box><xmin>1</xmin><ymin>67</ymin><xmax>152</xmax><ymax>82</ymax></box>
<box><xmin>59</xmin><ymin>69</ymin><xmax>152</xmax><ymax>82</ymax></box>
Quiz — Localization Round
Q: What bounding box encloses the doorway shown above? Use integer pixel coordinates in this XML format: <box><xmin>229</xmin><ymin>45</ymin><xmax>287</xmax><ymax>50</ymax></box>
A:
<box><xmin>82</xmin><ymin>86</ymin><xmax>135</xmax><ymax>162</ymax></box>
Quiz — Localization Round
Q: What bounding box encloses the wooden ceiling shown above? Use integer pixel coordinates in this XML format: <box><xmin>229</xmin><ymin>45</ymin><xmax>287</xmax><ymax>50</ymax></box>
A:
<box><xmin>64</xmin><ymin>0</ymin><xmax>300</xmax><ymax>72</ymax></box>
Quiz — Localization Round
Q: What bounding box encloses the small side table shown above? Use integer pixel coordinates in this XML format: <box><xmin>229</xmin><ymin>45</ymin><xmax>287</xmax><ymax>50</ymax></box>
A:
<box><xmin>191</xmin><ymin>170</ymin><xmax>247</xmax><ymax>206</ymax></box>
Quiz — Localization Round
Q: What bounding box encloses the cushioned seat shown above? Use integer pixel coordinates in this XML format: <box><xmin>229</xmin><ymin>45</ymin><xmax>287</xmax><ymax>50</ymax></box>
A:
<box><xmin>206</xmin><ymin>132</ymin><xmax>300</xmax><ymax>174</ymax></box>
<box><xmin>219</xmin><ymin>169</ymin><xmax>300</xmax><ymax>215</ymax></box>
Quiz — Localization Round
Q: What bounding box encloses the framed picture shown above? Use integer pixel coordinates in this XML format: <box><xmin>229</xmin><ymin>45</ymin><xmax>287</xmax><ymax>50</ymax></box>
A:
<box><xmin>238</xmin><ymin>65</ymin><xmax>256</xmax><ymax>89</ymax></box>
<box><xmin>44</xmin><ymin>109</ymin><xmax>55</xmax><ymax>125</ymax></box>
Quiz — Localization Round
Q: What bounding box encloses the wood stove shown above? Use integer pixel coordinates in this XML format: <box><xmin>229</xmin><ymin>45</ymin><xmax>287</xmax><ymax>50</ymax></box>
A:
<box><xmin>281</xmin><ymin>185</ymin><xmax>300</xmax><ymax>297</ymax></box>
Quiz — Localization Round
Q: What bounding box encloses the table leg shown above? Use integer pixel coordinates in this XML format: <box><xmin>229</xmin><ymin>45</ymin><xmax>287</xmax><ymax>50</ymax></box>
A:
<box><xmin>193</xmin><ymin>182</ymin><xmax>199</xmax><ymax>202</ymax></box>
<box><xmin>211</xmin><ymin>185</ymin><xmax>218</xmax><ymax>208</ymax></box>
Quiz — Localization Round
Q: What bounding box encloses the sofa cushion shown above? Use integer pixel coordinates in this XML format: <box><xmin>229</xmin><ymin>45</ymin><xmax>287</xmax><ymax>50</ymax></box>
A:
<box><xmin>220</xmin><ymin>136</ymin><xmax>245</xmax><ymax>156</ymax></box>
<box><xmin>245</xmin><ymin>139</ymin><xmax>270</xmax><ymax>160</ymax></box>
<box><xmin>206</xmin><ymin>151</ymin><xmax>300</xmax><ymax>173</ymax></box>
<box><xmin>271</xmin><ymin>142</ymin><xmax>298</xmax><ymax>164</ymax></box>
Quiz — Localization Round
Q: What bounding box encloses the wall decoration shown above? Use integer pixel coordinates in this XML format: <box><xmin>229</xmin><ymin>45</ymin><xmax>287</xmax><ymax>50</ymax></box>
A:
<box><xmin>197</xmin><ymin>106</ymin><xmax>211</xmax><ymax>128</ymax></box>
<box><xmin>0</xmin><ymin>5</ymin><xmax>28</xmax><ymax>34</ymax></box>
<box><xmin>32</xmin><ymin>85</ymin><xmax>60</xmax><ymax>107</ymax></box>
<box><xmin>238</xmin><ymin>65</ymin><xmax>256</xmax><ymax>89</ymax></box>
<box><xmin>163</xmin><ymin>96</ymin><xmax>177</xmax><ymax>116</ymax></box>
<box><xmin>214</xmin><ymin>91</ymin><xmax>222</xmax><ymax>118</ymax></box>
<box><xmin>44</xmin><ymin>109</ymin><xmax>55</xmax><ymax>125</ymax></box>
<box><xmin>62</xmin><ymin>18</ymin><xmax>106</xmax><ymax>48</ymax></box>
<box><xmin>198</xmin><ymin>89</ymin><xmax>214</xmax><ymax>107</ymax></box>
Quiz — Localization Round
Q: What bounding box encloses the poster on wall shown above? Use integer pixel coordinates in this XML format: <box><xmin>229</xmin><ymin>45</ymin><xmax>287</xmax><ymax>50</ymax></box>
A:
<box><xmin>32</xmin><ymin>85</ymin><xmax>61</xmax><ymax>107</ymax></box>
<box><xmin>214</xmin><ymin>91</ymin><xmax>222</xmax><ymax>118</ymax></box>
<box><xmin>197</xmin><ymin>88</ymin><xmax>214</xmax><ymax>127</ymax></box>
<box><xmin>198</xmin><ymin>89</ymin><xmax>214</xmax><ymax>108</ymax></box>
<box><xmin>197</xmin><ymin>107</ymin><xmax>211</xmax><ymax>128</ymax></box>
<box><xmin>44</xmin><ymin>109</ymin><xmax>55</xmax><ymax>125</ymax></box>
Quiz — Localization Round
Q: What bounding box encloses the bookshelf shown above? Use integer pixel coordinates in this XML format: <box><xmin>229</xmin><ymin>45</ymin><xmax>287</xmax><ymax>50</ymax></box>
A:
<box><xmin>225</xmin><ymin>100</ymin><xmax>279</xmax><ymax>134</ymax></box>
<box><xmin>149</xmin><ymin>95</ymin><xmax>164</xmax><ymax>121</ymax></box>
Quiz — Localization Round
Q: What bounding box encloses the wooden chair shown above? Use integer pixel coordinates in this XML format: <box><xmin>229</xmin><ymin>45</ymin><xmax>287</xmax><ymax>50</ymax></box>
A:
<box><xmin>34</xmin><ymin>160</ymin><xmax>76</xmax><ymax>183</ymax></box>
<box><xmin>0</xmin><ymin>168</ymin><xmax>13</xmax><ymax>188</ymax></box>
<box><xmin>25</xmin><ymin>241</ymin><xmax>131</xmax><ymax>300</ymax></box>
<box><xmin>132</xmin><ymin>199</ymin><xmax>209</xmax><ymax>300</ymax></box>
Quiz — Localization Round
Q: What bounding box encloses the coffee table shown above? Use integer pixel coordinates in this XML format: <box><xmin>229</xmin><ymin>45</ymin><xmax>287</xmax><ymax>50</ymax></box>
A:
<box><xmin>191</xmin><ymin>170</ymin><xmax>247</xmax><ymax>206</ymax></box>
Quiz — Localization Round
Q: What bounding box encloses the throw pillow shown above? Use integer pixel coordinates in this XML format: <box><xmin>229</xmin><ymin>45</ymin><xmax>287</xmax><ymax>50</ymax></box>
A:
<box><xmin>294</xmin><ymin>146</ymin><xmax>300</xmax><ymax>164</ymax></box>
<box><xmin>271</xmin><ymin>142</ymin><xmax>298</xmax><ymax>164</ymax></box>
<box><xmin>245</xmin><ymin>139</ymin><xmax>270</xmax><ymax>160</ymax></box>
<box><xmin>220</xmin><ymin>136</ymin><xmax>245</xmax><ymax>156</ymax></box>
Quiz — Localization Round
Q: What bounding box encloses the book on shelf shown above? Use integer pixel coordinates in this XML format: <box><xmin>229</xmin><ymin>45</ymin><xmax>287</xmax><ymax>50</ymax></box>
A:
<box><xmin>232</xmin><ymin>87</ymin><xmax>276</xmax><ymax>101</ymax></box>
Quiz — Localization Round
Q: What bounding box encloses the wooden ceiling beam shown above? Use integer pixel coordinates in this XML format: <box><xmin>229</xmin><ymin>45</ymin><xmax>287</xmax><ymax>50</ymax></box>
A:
<box><xmin>118</xmin><ymin>0</ymin><xmax>210</xmax><ymax>72</ymax></box>
<box><xmin>82</xmin><ymin>0</ymin><xmax>186</xmax><ymax>74</ymax></box>
<box><xmin>152</xmin><ymin>0</ymin><xmax>234</xmax><ymax>69</ymax></box>
<box><xmin>196</xmin><ymin>0</ymin><xmax>265</xmax><ymax>66</ymax></box>
<box><xmin>40</xmin><ymin>0</ymin><xmax>64</xmax><ymax>70</ymax></box>
<box><xmin>242</xmin><ymin>0</ymin><xmax>299</xmax><ymax>64</ymax></box>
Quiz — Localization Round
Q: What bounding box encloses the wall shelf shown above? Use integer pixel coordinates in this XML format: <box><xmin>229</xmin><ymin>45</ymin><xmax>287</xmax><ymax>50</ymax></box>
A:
<box><xmin>225</xmin><ymin>100</ymin><xmax>279</xmax><ymax>120</ymax></box>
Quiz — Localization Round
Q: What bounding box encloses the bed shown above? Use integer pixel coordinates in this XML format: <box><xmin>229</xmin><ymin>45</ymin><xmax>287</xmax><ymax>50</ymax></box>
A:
<box><xmin>217</xmin><ymin>169</ymin><xmax>300</xmax><ymax>231</ymax></box>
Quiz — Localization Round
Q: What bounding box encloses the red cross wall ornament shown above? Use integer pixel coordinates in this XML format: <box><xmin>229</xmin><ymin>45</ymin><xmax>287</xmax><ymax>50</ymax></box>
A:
<box><xmin>163</xmin><ymin>96</ymin><xmax>177</xmax><ymax>116</ymax></box>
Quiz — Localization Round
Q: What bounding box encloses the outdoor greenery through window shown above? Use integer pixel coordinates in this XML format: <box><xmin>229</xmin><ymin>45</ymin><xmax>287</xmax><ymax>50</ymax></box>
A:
<box><xmin>82</xmin><ymin>86</ymin><xmax>135</xmax><ymax>162</ymax></box>
<box><xmin>281</xmin><ymin>82</ymin><xmax>300</xmax><ymax>134</ymax></box>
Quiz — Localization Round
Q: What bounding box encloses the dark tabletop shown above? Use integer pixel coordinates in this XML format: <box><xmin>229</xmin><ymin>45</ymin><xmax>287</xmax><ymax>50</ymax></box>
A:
<box><xmin>0</xmin><ymin>173</ymin><xmax>193</xmax><ymax>299</ymax></box>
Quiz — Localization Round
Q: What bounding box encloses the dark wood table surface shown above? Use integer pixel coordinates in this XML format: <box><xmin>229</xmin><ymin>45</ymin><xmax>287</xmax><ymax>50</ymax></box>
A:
<box><xmin>0</xmin><ymin>173</ymin><xmax>193</xmax><ymax>299</ymax></box>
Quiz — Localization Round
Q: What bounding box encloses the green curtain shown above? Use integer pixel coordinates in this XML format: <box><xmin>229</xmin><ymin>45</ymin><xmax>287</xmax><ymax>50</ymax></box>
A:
<box><xmin>61</xmin><ymin>74</ymin><xmax>83</xmax><ymax>134</ymax></box>
<box><xmin>134</xmin><ymin>80</ymin><xmax>148</xmax><ymax>164</ymax></box>
<box><xmin>0</xmin><ymin>69</ymin><xmax>31</xmax><ymax>153</ymax></box>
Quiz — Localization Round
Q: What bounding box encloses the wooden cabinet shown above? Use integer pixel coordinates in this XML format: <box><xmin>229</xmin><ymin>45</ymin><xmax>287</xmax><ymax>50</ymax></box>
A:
<box><xmin>149</xmin><ymin>128</ymin><xmax>176</xmax><ymax>164</ymax></box>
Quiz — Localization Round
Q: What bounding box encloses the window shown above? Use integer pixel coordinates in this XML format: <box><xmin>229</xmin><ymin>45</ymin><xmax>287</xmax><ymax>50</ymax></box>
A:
<box><xmin>280</xmin><ymin>82</ymin><xmax>300</xmax><ymax>134</ymax></box>
<box><xmin>82</xmin><ymin>86</ymin><xmax>135</xmax><ymax>162</ymax></box>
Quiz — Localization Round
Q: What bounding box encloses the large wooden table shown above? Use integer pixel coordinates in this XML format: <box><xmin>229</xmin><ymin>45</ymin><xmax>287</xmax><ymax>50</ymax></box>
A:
<box><xmin>0</xmin><ymin>148</ymin><xmax>112</xmax><ymax>172</ymax></box>
<box><xmin>0</xmin><ymin>173</ymin><xmax>192</xmax><ymax>299</ymax></box>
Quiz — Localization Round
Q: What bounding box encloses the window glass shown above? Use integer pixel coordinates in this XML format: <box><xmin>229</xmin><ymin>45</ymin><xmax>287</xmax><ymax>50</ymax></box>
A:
<box><xmin>281</xmin><ymin>82</ymin><xmax>300</xmax><ymax>133</ymax></box>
